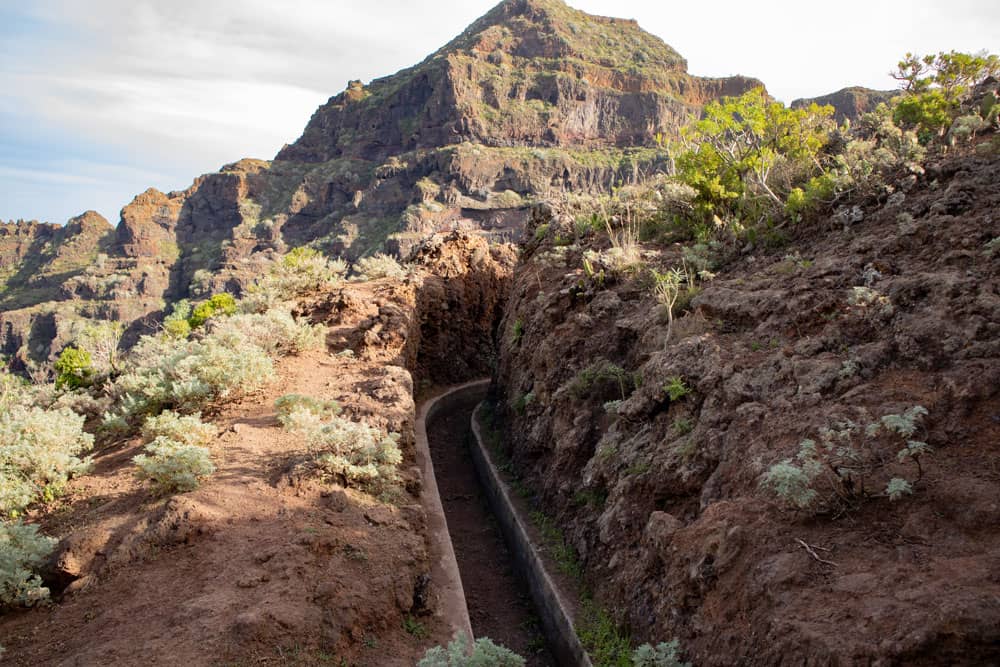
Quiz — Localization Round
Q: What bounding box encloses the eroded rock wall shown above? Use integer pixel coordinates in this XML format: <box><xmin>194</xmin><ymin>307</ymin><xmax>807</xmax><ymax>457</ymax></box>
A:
<box><xmin>492</xmin><ymin>152</ymin><xmax>1000</xmax><ymax>664</ymax></box>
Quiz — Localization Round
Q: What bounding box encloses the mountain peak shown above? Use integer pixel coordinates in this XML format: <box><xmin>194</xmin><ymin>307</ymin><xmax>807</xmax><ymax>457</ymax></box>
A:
<box><xmin>440</xmin><ymin>0</ymin><xmax>686</xmax><ymax>71</ymax></box>
<box><xmin>278</xmin><ymin>0</ymin><xmax>758</xmax><ymax>165</ymax></box>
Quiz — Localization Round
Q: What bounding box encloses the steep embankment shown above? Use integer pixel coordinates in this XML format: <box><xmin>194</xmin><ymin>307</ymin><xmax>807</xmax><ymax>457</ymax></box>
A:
<box><xmin>492</xmin><ymin>150</ymin><xmax>1000</xmax><ymax>664</ymax></box>
<box><xmin>0</xmin><ymin>0</ymin><xmax>761</xmax><ymax>371</ymax></box>
<box><xmin>0</xmin><ymin>233</ymin><xmax>514</xmax><ymax>666</ymax></box>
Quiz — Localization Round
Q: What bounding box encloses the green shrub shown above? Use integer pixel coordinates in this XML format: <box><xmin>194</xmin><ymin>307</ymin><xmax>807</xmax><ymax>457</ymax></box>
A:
<box><xmin>133</xmin><ymin>436</ymin><xmax>215</xmax><ymax>493</ymax></box>
<box><xmin>163</xmin><ymin>318</ymin><xmax>192</xmax><ymax>339</ymax></box>
<box><xmin>663</xmin><ymin>377</ymin><xmax>690</xmax><ymax>402</ymax></box>
<box><xmin>578</xmin><ymin>601</ymin><xmax>632</xmax><ymax>667</ymax></box>
<box><xmin>632</xmin><ymin>641</ymin><xmax>691</xmax><ymax>667</ymax></box>
<box><xmin>353</xmin><ymin>253</ymin><xmax>407</xmax><ymax>281</ymax></box>
<box><xmin>54</xmin><ymin>347</ymin><xmax>93</xmax><ymax>390</ymax></box>
<box><xmin>0</xmin><ymin>406</ymin><xmax>94</xmax><ymax>517</ymax></box>
<box><xmin>568</xmin><ymin>360</ymin><xmax>638</xmax><ymax>402</ymax></box>
<box><xmin>512</xmin><ymin>318</ymin><xmax>525</xmax><ymax>346</ymax></box>
<box><xmin>418</xmin><ymin>632</ymin><xmax>525</xmax><ymax>667</ymax></box>
<box><xmin>512</xmin><ymin>392</ymin><xmax>535</xmax><ymax>415</ymax></box>
<box><xmin>163</xmin><ymin>300</ymin><xmax>193</xmax><ymax>338</ymax></box>
<box><xmin>141</xmin><ymin>411</ymin><xmax>217</xmax><ymax>448</ymax></box>
<box><xmin>208</xmin><ymin>309</ymin><xmax>324</xmax><ymax>356</ymax></box>
<box><xmin>0</xmin><ymin>521</ymin><xmax>56</xmax><ymax>610</ymax></box>
<box><xmin>279</xmin><ymin>398</ymin><xmax>402</xmax><ymax>490</ymax></box>
<box><xmin>105</xmin><ymin>330</ymin><xmax>275</xmax><ymax>423</ymax></box>
<box><xmin>762</xmin><ymin>407</ymin><xmax>932</xmax><ymax>512</ymax></box>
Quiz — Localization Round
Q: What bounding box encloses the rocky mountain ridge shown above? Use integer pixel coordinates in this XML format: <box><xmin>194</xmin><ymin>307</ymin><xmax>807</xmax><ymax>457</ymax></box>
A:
<box><xmin>1</xmin><ymin>0</ymin><xmax>765</xmax><ymax>374</ymax></box>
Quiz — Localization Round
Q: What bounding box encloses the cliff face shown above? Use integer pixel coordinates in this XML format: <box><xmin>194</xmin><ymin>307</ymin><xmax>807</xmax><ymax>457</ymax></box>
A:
<box><xmin>0</xmin><ymin>0</ymin><xmax>761</xmax><ymax>371</ymax></box>
<box><xmin>280</xmin><ymin>0</ymin><xmax>759</xmax><ymax>163</ymax></box>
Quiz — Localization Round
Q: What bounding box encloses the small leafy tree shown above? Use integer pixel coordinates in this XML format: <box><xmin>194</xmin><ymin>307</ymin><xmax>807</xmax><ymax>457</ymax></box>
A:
<box><xmin>651</xmin><ymin>268</ymin><xmax>687</xmax><ymax>346</ymax></box>
<box><xmin>674</xmin><ymin>87</ymin><xmax>835</xmax><ymax>223</ymax></box>
<box><xmin>54</xmin><ymin>347</ymin><xmax>94</xmax><ymax>390</ymax></box>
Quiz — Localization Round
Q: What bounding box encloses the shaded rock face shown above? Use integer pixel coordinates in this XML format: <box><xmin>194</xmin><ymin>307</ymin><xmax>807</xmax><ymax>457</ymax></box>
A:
<box><xmin>0</xmin><ymin>0</ymin><xmax>759</xmax><ymax>368</ymax></box>
<box><xmin>792</xmin><ymin>86</ymin><xmax>900</xmax><ymax>123</ymax></box>
<box><xmin>492</xmin><ymin>152</ymin><xmax>1000</xmax><ymax>664</ymax></box>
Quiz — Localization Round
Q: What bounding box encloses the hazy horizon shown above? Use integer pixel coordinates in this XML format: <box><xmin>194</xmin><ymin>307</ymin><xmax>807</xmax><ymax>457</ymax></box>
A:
<box><xmin>2</xmin><ymin>0</ymin><xmax>997</xmax><ymax>225</ymax></box>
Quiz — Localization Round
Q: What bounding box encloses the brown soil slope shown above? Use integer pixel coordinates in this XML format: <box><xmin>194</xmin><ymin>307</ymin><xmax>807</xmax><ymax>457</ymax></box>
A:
<box><xmin>0</xmin><ymin>233</ymin><xmax>514</xmax><ymax>666</ymax></box>
<box><xmin>493</xmin><ymin>149</ymin><xmax>1000</xmax><ymax>664</ymax></box>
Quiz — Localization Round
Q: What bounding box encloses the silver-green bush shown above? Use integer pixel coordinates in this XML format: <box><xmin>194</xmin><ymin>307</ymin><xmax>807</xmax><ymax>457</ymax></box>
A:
<box><xmin>352</xmin><ymin>253</ymin><xmax>408</xmax><ymax>281</ymax></box>
<box><xmin>0</xmin><ymin>406</ymin><xmax>94</xmax><ymax>517</ymax></box>
<box><xmin>105</xmin><ymin>330</ymin><xmax>274</xmax><ymax>424</ymax></box>
<box><xmin>762</xmin><ymin>407</ymin><xmax>931</xmax><ymax>512</ymax></box>
<box><xmin>279</xmin><ymin>397</ymin><xmax>402</xmax><ymax>489</ymax></box>
<box><xmin>133</xmin><ymin>436</ymin><xmax>215</xmax><ymax>494</ymax></box>
<box><xmin>208</xmin><ymin>309</ymin><xmax>324</xmax><ymax>356</ymax></box>
<box><xmin>242</xmin><ymin>247</ymin><xmax>348</xmax><ymax>312</ymax></box>
<box><xmin>0</xmin><ymin>521</ymin><xmax>56</xmax><ymax>609</ymax></box>
<box><xmin>632</xmin><ymin>641</ymin><xmax>691</xmax><ymax>667</ymax></box>
<box><xmin>418</xmin><ymin>632</ymin><xmax>525</xmax><ymax>667</ymax></box>
<box><xmin>141</xmin><ymin>411</ymin><xmax>217</xmax><ymax>448</ymax></box>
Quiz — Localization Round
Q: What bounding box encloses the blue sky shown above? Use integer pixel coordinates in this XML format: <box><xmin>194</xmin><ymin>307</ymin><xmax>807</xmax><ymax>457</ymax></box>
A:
<box><xmin>2</xmin><ymin>0</ymin><xmax>998</xmax><ymax>225</ymax></box>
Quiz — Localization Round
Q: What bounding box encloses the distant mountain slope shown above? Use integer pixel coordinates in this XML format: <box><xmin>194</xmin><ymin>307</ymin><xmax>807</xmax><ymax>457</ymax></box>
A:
<box><xmin>0</xmin><ymin>0</ymin><xmax>762</xmax><ymax>373</ymax></box>
<box><xmin>792</xmin><ymin>86</ymin><xmax>900</xmax><ymax>123</ymax></box>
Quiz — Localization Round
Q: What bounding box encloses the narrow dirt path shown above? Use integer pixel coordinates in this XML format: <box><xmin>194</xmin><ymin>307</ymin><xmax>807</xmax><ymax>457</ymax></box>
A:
<box><xmin>427</xmin><ymin>393</ymin><xmax>555</xmax><ymax>667</ymax></box>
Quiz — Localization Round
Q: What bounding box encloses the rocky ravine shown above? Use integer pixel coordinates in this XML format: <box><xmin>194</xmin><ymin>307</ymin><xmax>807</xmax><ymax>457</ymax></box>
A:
<box><xmin>492</xmin><ymin>150</ymin><xmax>1000</xmax><ymax>664</ymax></box>
<box><xmin>0</xmin><ymin>232</ymin><xmax>514</xmax><ymax>665</ymax></box>
<box><xmin>1</xmin><ymin>0</ymin><xmax>763</xmax><ymax>375</ymax></box>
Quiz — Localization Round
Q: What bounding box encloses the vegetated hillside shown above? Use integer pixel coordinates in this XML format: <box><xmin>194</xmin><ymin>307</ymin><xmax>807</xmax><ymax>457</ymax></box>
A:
<box><xmin>0</xmin><ymin>0</ymin><xmax>761</xmax><ymax>376</ymax></box>
<box><xmin>0</xmin><ymin>232</ymin><xmax>514</xmax><ymax>665</ymax></box>
<box><xmin>491</xmin><ymin>143</ymin><xmax>1000</xmax><ymax>662</ymax></box>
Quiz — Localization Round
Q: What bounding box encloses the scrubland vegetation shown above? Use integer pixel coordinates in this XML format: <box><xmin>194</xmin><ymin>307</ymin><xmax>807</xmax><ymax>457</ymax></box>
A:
<box><xmin>515</xmin><ymin>49</ymin><xmax>998</xmax><ymax>666</ymax></box>
<box><xmin>0</xmin><ymin>242</ymin><xmax>412</xmax><ymax>632</ymax></box>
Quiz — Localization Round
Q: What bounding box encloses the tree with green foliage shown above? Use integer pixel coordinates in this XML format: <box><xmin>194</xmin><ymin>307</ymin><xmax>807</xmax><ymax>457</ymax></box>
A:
<box><xmin>890</xmin><ymin>50</ymin><xmax>1000</xmax><ymax>143</ymax></box>
<box><xmin>674</xmin><ymin>87</ymin><xmax>835</xmax><ymax>225</ymax></box>
<box><xmin>188</xmin><ymin>293</ymin><xmax>238</xmax><ymax>328</ymax></box>
<box><xmin>54</xmin><ymin>347</ymin><xmax>94</xmax><ymax>389</ymax></box>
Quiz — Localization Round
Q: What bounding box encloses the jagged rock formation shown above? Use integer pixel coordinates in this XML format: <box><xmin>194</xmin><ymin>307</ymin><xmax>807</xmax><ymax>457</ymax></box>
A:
<box><xmin>0</xmin><ymin>0</ymin><xmax>761</xmax><ymax>371</ymax></box>
<box><xmin>792</xmin><ymin>86</ymin><xmax>900</xmax><ymax>123</ymax></box>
